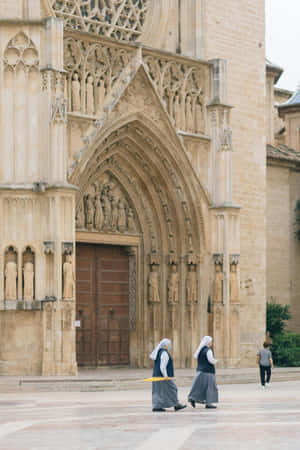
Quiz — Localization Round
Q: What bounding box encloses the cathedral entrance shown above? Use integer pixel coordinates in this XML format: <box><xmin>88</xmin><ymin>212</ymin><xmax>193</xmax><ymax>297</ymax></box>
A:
<box><xmin>76</xmin><ymin>243</ymin><xmax>129</xmax><ymax>367</ymax></box>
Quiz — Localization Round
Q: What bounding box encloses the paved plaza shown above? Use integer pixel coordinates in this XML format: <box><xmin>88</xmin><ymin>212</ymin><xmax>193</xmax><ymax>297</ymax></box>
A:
<box><xmin>1</xmin><ymin>380</ymin><xmax>300</xmax><ymax>449</ymax></box>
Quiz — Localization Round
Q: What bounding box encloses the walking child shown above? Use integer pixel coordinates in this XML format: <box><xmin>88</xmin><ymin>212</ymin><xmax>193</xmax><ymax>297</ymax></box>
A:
<box><xmin>257</xmin><ymin>341</ymin><xmax>274</xmax><ymax>388</ymax></box>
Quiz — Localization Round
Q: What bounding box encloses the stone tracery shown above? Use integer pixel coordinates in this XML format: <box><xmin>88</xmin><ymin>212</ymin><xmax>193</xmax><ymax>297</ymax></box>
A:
<box><xmin>52</xmin><ymin>0</ymin><xmax>150</xmax><ymax>41</ymax></box>
<box><xmin>64</xmin><ymin>37</ymin><xmax>133</xmax><ymax>116</ymax></box>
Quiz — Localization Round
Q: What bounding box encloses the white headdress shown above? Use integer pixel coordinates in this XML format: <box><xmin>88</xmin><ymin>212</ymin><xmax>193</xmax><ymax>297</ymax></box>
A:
<box><xmin>193</xmin><ymin>336</ymin><xmax>212</xmax><ymax>359</ymax></box>
<box><xmin>150</xmin><ymin>338</ymin><xmax>171</xmax><ymax>361</ymax></box>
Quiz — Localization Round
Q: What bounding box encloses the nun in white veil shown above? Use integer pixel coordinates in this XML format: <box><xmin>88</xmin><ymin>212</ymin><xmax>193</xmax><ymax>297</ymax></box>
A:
<box><xmin>187</xmin><ymin>336</ymin><xmax>219</xmax><ymax>409</ymax></box>
<box><xmin>150</xmin><ymin>338</ymin><xmax>186</xmax><ymax>412</ymax></box>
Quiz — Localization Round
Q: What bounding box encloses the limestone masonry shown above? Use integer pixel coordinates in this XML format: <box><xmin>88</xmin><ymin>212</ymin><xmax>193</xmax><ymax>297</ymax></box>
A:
<box><xmin>0</xmin><ymin>1</ymin><xmax>298</xmax><ymax>375</ymax></box>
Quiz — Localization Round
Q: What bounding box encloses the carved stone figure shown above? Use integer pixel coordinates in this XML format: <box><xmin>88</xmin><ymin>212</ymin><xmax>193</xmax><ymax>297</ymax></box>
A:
<box><xmin>195</xmin><ymin>102</ymin><xmax>203</xmax><ymax>134</ymax></box>
<box><xmin>127</xmin><ymin>208</ymin><xmax>136</xmax><ymax>233</ymax></box>
<box><xmin>102</xmin><ymin>192</ymin><xmax>112</xmax><ymax>230</ymax></box>
<box><xmin>186</xmin><ymin>95</ymin><xmax>194</xmax><ymax>132</ymax></box>
<box><xmin>76</xmin><ymin>203</ymin><xmax>85</xmax><ymax>229</ymax></box>
<box><xmin>230</xmin><ymin>263</ymin><xmax>240</xmax><ymax>303</ymax></box>
<box><xmin>174</xmin><ymin>94</ymin><xmax>181</xmax><ymax>129</ymax></box>
<box><xmin>148</xmin><ymin>265</ymin><xmax>160</xmax><ymax>303</ymax></box>
<box><xmin>63</xmin><ymin>255</ymin><xmax>74</xmax><ymax>300</ymax></box>
<box><xmin>186</xmin><ymin>264</ymin><xmax>197</xmax><ymax>304</ymax></box>
<box><xmin>94</xmin><ymin>194</ymin><xmax>104</xmax><ymax>231</ymax></box>
<box><xmin>212</xmin><ymin>263</ymin><xmax>223</xmax><ymax>303</ymax></box>
<box><xmin>86</xmin><ymin>75</ymin><xmax>94</xmax><ymax>115</ymax></box>
<box><xmin>85</xmin><ymin>194</ymin><xmax>94</xmax><ymax>230</ymax></box>
<box><xmin>96</xmin><ymin>79</ymin><xmax>106</xmax><ymax>113</ymax></box>
<box><xmin>5</xmin><ymin>261</ymin><xmax>17</xmax><ymax>300</ymax></box>
<box><xmin>23</xmin><ymin>261</ymin><xmax>34</xmax><ymax>301</ymax></box>
<box><xmin>168</xmin><ymin>264</ymin><xmax>179</xmax><ymax>304</ymax></box>
<box><xmin>117</xmin><ymin>198</ymin><xmax>127</xmax><ymax>233</ymax></box>
<box><xmin>110</xmin><ymin>196</ymin><xmax>118</xmax><ymax>231</ymax></box>
<box><xmin>71</xmin><ymin>73</ymin><xmax>81</xmax><ymax>112</ymax></box>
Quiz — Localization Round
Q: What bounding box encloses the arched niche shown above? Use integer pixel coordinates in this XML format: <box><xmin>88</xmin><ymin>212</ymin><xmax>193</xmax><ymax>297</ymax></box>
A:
<box><xmin>4</xmin><ymin>246</ymin><xmax>18</xmax><ymax>301</ymax></box>
<box><xmin>22</xmin><ymin>246</ymin><xmax>35</xmax><ymax>301</ymax></box>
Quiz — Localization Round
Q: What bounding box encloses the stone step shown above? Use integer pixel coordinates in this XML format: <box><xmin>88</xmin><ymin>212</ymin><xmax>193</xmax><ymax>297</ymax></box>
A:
<box><xmin>1</xmin><ymin>367</ymin><xmax>300</xmax><ymax>393</ymax></box>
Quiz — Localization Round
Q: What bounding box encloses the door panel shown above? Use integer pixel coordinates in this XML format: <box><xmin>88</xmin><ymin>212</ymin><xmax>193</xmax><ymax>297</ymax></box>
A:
<box><xmin>76</xmin><ymin>243</ymin><xmax>129</xmax><ymax>366</ymax></box>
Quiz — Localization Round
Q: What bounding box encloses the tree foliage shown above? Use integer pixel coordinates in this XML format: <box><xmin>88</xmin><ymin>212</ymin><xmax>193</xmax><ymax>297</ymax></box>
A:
<box><xmin>271</xmin><ymin>333</ymin><xmax>300</xmax><ymax>367</ymax></box>
<box><xmin>266</xmin><ymin>302</ymin><xmax>291</xmax><ymax>337</ymax></box>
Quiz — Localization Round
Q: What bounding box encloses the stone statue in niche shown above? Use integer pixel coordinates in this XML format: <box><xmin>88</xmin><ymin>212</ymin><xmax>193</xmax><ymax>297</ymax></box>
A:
<box><xmin>71</xmin><ymin>73</ymin><xmax>81</xmax><ymax>112</ymax></box>
<box><xmin>96</xmin><ymin>79</ymin><xmax>106</xmax><ymax>113</ymax></box>
<box><xmin>195</xmin><ymin>101</ymin><xmax>203</xmax><ymax>134</ymax></box>
<box><xmin>117</xmin><ymin>198</ymin><xmax>127</xmax><ymax>233</ymax></box>
<box><xmin>185</xmin><ymin>95</ymin><xmax>194</xmax><ymax>132</ymax></box>
<box><xmin>110</xmin><ymin>196</ymin><xmax>118</xmax><ymax>232</ymax></box>
<box><xmin>230</xmin><ymin>263</ymin><xmax>240</xmax><ymax>303</ymax></box>
<box><xmin>186</xmin><ymin>264</ymin><xmax>197</xmax><ymax>304</ymax></box>
<box><xmin>23</xmin><ymin>261</ymin><xmax>34</xmax><ymax>301</ymax></box>
<box><xmin>94</xmin><ymin>194</ymin><xmax>104</xmax><ymax>231</ymax></box>
<box><xmin>174</xmin><ymin>94</ymin><xmax>181</xmax><ymax>129</ymax></box>
<box><xmin>63</xmin><ymin>255</ymin><xmax>74</xmax><ymax>300</ymax></box>
<box><xmin>102</xmin><ymin>191</ymin><xmax>112</xmax><ymax>230</ymax></box>
<box><xmin>76</xmin><ymin>202</ymin><xmax>85</xmax><ymax>229</ymax></box>
<box><xmin>85</xmin><ymin>194</ymin><xmax>95</xmax><ymax>230</ymax></box>
<box><xmin>5</xmin><ymin>261</ymin><xmax>17</xmax><ymax>300</ymax></box>
<box><xmin>148</xmin><ymin>265</ymin><xmax>160</xmax><ymax>303</ymax></box>
<box><xmin>168</xmin><ymin>264</ymin><xmax>179</xmax><ymax>305</ymax></box>
<box><xmin>127</xmin><ymin>208</ymin><xmax>136</xmax><ymax>233</ymax></box>
<box><xmin>86</xmin><ymin>75</ymin><xmax>94</xmax><ymax>115</ymax></box>
<box><xmin>212</xmin><ymin>263</ymin><xmax>223</xmax><ymax>303</ymax></box>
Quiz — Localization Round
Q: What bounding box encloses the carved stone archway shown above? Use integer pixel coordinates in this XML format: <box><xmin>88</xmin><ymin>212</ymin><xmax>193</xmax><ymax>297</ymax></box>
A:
<box><xmin>71</xmin><ymin>114</ymin><xmax>210</xmax><ymax>368</ymax></box>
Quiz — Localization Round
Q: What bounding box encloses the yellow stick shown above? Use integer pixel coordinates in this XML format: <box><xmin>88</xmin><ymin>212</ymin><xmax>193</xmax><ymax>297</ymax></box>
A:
<box><xmin>142</xmin><ymin>377</ymin><xmax>175</xmax><ymax>382</ymax></box>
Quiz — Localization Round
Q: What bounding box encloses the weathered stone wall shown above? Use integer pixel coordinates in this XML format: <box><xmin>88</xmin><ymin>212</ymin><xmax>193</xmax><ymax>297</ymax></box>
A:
<box><xmin>0</xmin><ymin>311</ymin><xmax>42</xmax><ymax>375</ymax></box>
<box><xmin>203</xmin><ymin>0</ymin><xmax>267</xmax><ymax>365</ymax></box>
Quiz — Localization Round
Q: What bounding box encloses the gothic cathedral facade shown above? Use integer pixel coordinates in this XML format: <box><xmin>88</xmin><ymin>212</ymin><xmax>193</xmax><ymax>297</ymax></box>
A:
<box><xmin>0</xmin><ymin>1</ymin><xmax>266</xmax><ymax>375</ymax></box>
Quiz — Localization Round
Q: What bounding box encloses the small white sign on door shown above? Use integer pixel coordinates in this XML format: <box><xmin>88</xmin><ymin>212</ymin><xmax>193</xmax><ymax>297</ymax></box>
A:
<box><xmin>75</xmin><ymin>320</ymin><xmax>81</xmax><ymax>328</ymax></box>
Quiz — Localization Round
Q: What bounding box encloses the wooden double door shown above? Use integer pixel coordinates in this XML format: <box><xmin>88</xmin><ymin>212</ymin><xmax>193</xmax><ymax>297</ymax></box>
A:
<box><xmin>76</xmin><ymin>243</ymin><xmax>130</xmax><ymax>366</ymax></box>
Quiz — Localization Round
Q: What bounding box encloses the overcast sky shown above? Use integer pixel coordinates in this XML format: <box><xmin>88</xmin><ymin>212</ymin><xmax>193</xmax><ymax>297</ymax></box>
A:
<box><xmin>266</xmin><ymin>0</ymin><xmax>300</xmax><ymax>92</ymax></box>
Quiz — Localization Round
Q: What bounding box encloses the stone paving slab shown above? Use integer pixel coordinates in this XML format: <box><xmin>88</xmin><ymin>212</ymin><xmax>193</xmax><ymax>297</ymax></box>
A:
<box><xmin>1</xmin><ymin>367</ymin><xmax>300</xmax><ymax>392</ymax></box>
<box><xmin>1</xmin><ymin>381</ymin><xmax>300</xmax><ymax>449</ymax></box>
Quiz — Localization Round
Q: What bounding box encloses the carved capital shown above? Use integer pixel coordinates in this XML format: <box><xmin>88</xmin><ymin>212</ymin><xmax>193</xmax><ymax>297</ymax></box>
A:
<box><xmin>62</xmin><ymin>242</ymin><xmax>74</xmax><ymax>255</ymax></box>
<box><xmin>149</xmin><ymin>253</ymin><xmax>160</xmax><ymax>266</ymax></box>
<box><xmin>213</xmin><ymin>253</ymin><xmax>224</xmax><ymax>265</ymax></box>
<box><xmin>186</xmin><ymin>253</ymin><xmax>198</xmax><ymax>265</ymax></box>
<box><xmin>43</xmin><ymin>241</ymin><xmax>55</xmax><ymax>255</ymax></box>
<box><xmin>230</xmin><ymin>254</ymin><xmax>240</xmax><ymax>265</ymax></box>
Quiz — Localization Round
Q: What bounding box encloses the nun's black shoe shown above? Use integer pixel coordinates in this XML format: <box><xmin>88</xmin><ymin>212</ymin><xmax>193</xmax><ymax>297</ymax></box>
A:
<box><xmin>174</xmin><ymin>403</ymin><xmax>187</xmax><ymax>411</ymax></box>
<box><xmin>205</xmin><ymin>404</ymin><xmax>217</xmax><ymax>409</ymax></box>
<box><xmin>189</xmin><ymin>400</ymin><xmax>196</xmax><ymax>408</ymax></box>
<box><xmin>152</xmin><ymin>408</ymin><xmax>166</xmax><ymax>412</ymax></box>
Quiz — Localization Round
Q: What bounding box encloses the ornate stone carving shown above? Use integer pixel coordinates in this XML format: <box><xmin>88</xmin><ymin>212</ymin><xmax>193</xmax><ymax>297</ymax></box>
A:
<box><xmin>43</xmin><ymin>241</ymin><xmax>55</xmax><ymax>255</ymax></box>
<box><xmin>53</xmin><ymin>0</ymin><xmax>150</xmax><ymax>41</ymax></box>
<box><xmin>186</xmin><ymin>264</ymin><xmax>197</xmax><ymax>304</ymax></box>
<box><xmin>62</xmin><ymin>242</ymin><xmax>74</xmax><ymax>255</ymax></box>
<box><xmin>51</xmin><ymin>97</ymin><xmax>67</xmax><ymax>123</ymax></box>
<box><xmin>23</xmin><ymin>262</ymin><xmax>34</xmax><ymax>301</ymax></box>
<box><xmin>230</xmin><ymin>263</ymin><xmax>240</xmax><ymax>303</ymax></box>
<box><xmin>5</xmin><ymin>261</ymin><xmax>17</xmax><ymax>301</ymax></box>
<box><xmin>167</xmin><ymin>264</ymin><xmax>179</xmax><ymax>305</ymax></box>
<box><xmin>148</xmin><ymin>264</ymin><xmax>160</xmax><ymax>304</ymax></box>
<box><xmin>23</xmin><ymin>247</ymin><xmax>35</xmax><ymax>301</ymax></box>
<box><xmin>144</xmin><ymin>54</ymin><xmax>207</xmax><ymax>134</ymax></box>
<box><xmin>4</xmin><ymin>247</ymin><xmax>18</xmax><ymax>301</ymax></box>
<box><xmin>212</xmin><ymin>261</ymin><xmax>223</xmax><ymax>304</ymax></box>
<box><xmin>4</xmin><ymin>31</ymin><xmax>39</xmax><ymax>72</ymax></box>
<box><xmin>76</xmin><ymin>173</ymin><xmax>138</xmax><ymax>234</ymax></box>
<box><xmin>64</xmin><ymin>37</ymin><xmax>133</xmax><ymax>115</ymax></box>
<box><xmin>63</xmin><ymin>255</ymin><xmax>75</xmax><ymax>300</ymax></box>
<box><xmin>125</xmin><ymin>247</ymin><xmax>137</xmax><ymax>331</ymax></box>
